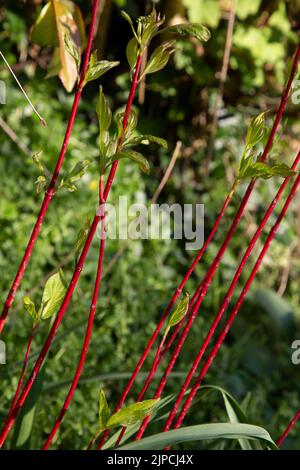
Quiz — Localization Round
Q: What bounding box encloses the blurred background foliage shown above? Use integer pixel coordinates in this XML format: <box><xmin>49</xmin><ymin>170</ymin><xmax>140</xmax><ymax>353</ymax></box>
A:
<box><xmin>0</xmin><ymin>0</ymin><xmax>300</xmax><ymax>450</ymax></box>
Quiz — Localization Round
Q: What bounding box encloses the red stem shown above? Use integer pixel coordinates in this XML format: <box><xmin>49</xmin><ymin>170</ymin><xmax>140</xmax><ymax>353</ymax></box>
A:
<box><xmin>0</xmin><ymin>0</ymin><xmax>99</xmax><ymax>336</ymax></box>
<box><xmin>162</xmin><ymin>150</ymin><xmax>300</xmax><ymax>433</ymax></box>
<box><xmin>172</xmin><ymin>170</ymin><xmax>300</xmax><ymax>432</ymax></box>
<box><xmin>277</xmin><ymin>408</ymin><xmax>300</xmax><ymax>447</ymax></box>
<box><xmin>6</xmin><ymin>327</ymin><xmax>35</xmax><ymax>422</ymax></box>
<box><xmin>0</xmin><ymin>53</ymin><xmax>143</xmax><ymax>449</ymax></box>
<box><xmin>99</xmin><ymin>44</ymin><xmax>300</xmax><ymax>449</ymax></box>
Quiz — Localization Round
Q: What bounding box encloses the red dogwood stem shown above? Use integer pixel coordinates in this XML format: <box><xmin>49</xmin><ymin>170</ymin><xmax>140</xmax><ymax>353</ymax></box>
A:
<box><xmin>0</xmin><ymin>0</ymin><xmax>99</xmax><ymax>336</ymax></box>
<box><xmin>277</xmin><ymin>408</ymin><xmax>300</xmax><ymax>447</ymax></box>
<box><xmin>0</xmin><ymin>53</ymin><xmax>143</xmax><ymax>449</ymax></box>
<box><xmin>172</xmin><ymin>170</ymin><xmax>300</xmax><ymax>432</ymax></box>
<box><xmin>162</xmin><ymin>150</ymin><xmax>300</xmax><ymax>433</ymax></box>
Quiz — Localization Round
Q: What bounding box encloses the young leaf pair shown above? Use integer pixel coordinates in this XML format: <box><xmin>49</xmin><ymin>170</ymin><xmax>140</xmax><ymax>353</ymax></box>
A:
<box><xmin>89</xmin><ymin>388</ymin><xmax>160</xmax><ymax>448</ymax></box>
<box><xmin>123</xmin><ymin>7</ymin><xmax>210</xmax><ymax>79</ymax></box>
<box><xmin>33</xmin><ymin>151</ymin><xmax>90</xmax><ymax>194</ymax></box>
<box><xmin>237</xmin><ymin>112</ymin><xmax>296</xmax><ymax>181</ymax></box>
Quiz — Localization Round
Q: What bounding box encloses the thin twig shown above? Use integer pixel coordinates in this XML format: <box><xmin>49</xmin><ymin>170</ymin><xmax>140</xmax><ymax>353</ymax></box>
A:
<box><xmin>0</xmin><ymin>50</ymin><xmax>47</xmax><ymax>126</ymax></box>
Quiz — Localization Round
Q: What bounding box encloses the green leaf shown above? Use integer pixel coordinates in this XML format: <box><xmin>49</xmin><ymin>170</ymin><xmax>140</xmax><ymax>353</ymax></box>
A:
<box><xmin>143</xmin><ymin>41</ymin><xmax>176</xmax><ymax>76</ymax></box>
<box><xmin>98</xmin><ymin>388</ymin><xmax>111</xmax><ymax>432</ymax></box>
<box><xmin>167</xmin><ymin>294</ymin><xmax>190</xmax><ymax>329</ymax></box>
<box><xmin>108</xmin><ymin>150</ymin><xmax>151</xmax><ymax>175</ymax></box>
<box><xmin>222</xmin><ymin>393</ymin><xmax>253</xmax><ymax>450</ymax></box>
<box><xmin>119</xmin><ymin>423</ymin><xmax>278</xmax><ymax>450</ymax></box>
<box><xmin>127</xmin><ymin>134</ymin><xmax>168</xmax><ymax>149</ymax></box>
<box><xmin>239</xmin><ymin>161</ymin><xmax>273</xmax><ymax>180</ymax></box>
<box><xmin>83</xmin><ymin>52</ymin><xmax>119</xmax><ymax>86</ymax></box>
<box><xmin>31</xmin><ymin>2</ymin><xmax>58</xmax><ymax>47</ymax></box>
<box><xmin>107</xmin><ymin>399</ymin><xmax>160</xmax><ymax>429</ymax></box>
<box><xmin>64</xmin><ymin>32</ymin><xmax>80</xmax><ymax>73</ymax></box>
<box><xmin>158</xmin><ymin>23</ymin><xmax>211</xmax><ymax>42</ymax></box>
<box><xmin>61</xmin><ymin>160</ymin><xmax>90</xmax><ymax>191</ymax></box>
<box><xmin>238</xmin><ymin>154</ymin><xmax>296</xmax><ymax>181</ymax></box>
<box><xmin>268</xmin><ymin>160</ymin><xmax>297</xmax><ymax>178</ymax></box>
<box><xmin>39</xmin><ymin>270</ymin><xmax>66</xmax><ymax>320</ymax></box>
<box><xmin>35</xmin><ymin>175</ymin><xmax>48</xmax><ymax>194</ymax></box>
<box><xmin>97</xmin><ymin>85</ymin><xmax>112</xmax><ymax>135</ymax></box>
<box><xmin>23</xmin><ymin>297</ymin><xmax>39</xmax><ymax>323</ymax></box>
<box><xmin>126</xmin><ymin>37</ymin><xmax>139</xmax><ymax>69</ymax></box>
<box><xmin>245</xmin><ymin>112</ymin><xmax>267</xmax><ymax>151</ymax></box>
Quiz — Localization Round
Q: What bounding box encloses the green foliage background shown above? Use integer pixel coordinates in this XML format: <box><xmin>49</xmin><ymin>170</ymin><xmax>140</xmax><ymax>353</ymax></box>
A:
<box><xmin>0</xmin><ymin>0</ymin><xmax>300</xmax><ymax>450</ymax></box>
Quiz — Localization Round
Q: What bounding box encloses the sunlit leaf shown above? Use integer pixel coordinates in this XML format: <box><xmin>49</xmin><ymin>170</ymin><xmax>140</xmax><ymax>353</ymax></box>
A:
<box><xmin>35</xmin><ymin>175</ymin><xmax>48</xmax><ymax>194</ymax></box>
<box><xmin>245</xmin><ymin>112</ymin><xmax>267</xmax><ymax>151</ymax></box>
<box><xmin>31</xmin><ymin>2</ymin><xmax>58</xmax><ymax>47</ymax></box>
<box><xmin>83</xmin><ymin>52</ymin><xmax>119</xmax><ymax>86</ymax></box>
<box><xmin>39</xmin><ymin>270</ymin><xmax>66</xmax><ymax>320</ymax></box>
<box><xmin>107</xmin><ymin>399</ymin><xmax>160</xmax><ymax>429</ymax></box>
<box><xmin>23</xmin><ymin>297</ymin><xmax>39</xmax><ymax>323</ymax></box>
<box><xmin>98</xmin><ymin>388</ymin><xmax>111</xmax><ymax>432</ymax></box>
<box><xmin>64</xmin><ymin>32</ymin><xmax>80</xmax><ymax>73</ymax></box>
<box><xmin>167</xmin><ymin>294</ymin><xmax>190</xmax><ymax>329</ymax></box>
<box><xmin>238</xmin><ymin>154</ymin><xmax>296</xmax><ymax>181</ymax></box>
<box><xmin>61</xmin><ymin>160</ymin><xmax>90</xmax><ymax>191</ymax></box>
<box><xmin>268</xmin><ymin>160</ymin><xmax>296</xmax><ymax>178</ymax></box>
<box><xmin>143</xmin><ymin>41</ymin><xmax>176</xmax><ymax>76</ymax></box>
